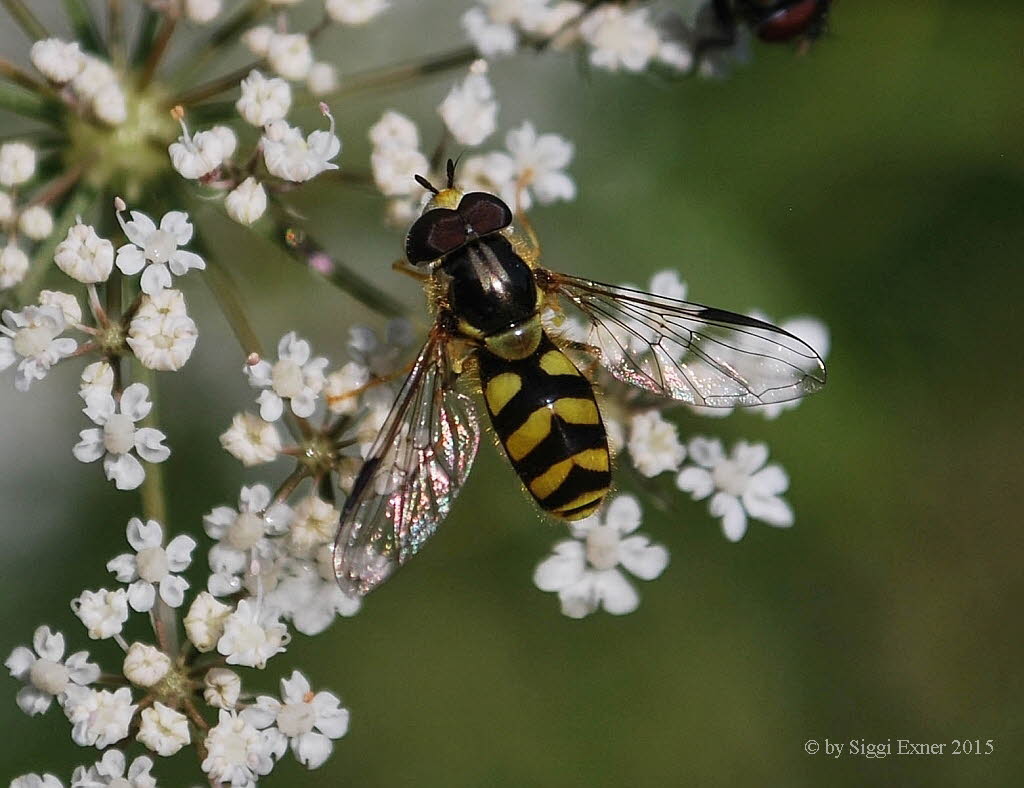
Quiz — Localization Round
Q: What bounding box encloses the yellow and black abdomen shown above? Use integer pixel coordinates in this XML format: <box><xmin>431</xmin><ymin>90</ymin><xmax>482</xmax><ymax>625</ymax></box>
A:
<box><xmin>478</xmin><ymin>333</ymin><xmax>611</xmax><ymax>521</ymax></box>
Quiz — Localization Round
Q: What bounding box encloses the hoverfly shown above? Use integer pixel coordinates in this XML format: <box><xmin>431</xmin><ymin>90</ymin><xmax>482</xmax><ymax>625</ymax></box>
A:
<box><xmin>333</xmin><ymin>160</ymin><xmax>826</xmax><ymax>597</ymax></box>
<box><xmin>685</xmin><ymin>0</ymin><xmax>831</xmax><ymax>62</ymax></box>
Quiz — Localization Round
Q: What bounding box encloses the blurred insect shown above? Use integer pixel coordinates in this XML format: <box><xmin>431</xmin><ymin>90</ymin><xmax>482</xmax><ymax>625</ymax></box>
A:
<box><xmin>333</xmin><ymin>160</ymin><xmax>827</xmax><ymax>597</ymax></box>
<box><xmin>682</xmin><ymin>0</ymin><xmax>831</xmax><ymax>63</ymax></box>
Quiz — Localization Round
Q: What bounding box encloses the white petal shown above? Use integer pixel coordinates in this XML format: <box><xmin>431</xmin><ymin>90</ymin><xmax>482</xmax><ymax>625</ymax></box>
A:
<box><xmin>676</xmin><ymin>467</ymin><xmax>714</xmax><ymax>500</ymax></box>
<box><xmin>732</xmin><ymin>441</ymin><xmax>768</xmax><ymax>474</ymax></box>
<box><xmin>280</xmin><ymin>669</ymin><xmax>310</xmax><ymax>702</ymax></box>
<box><xmin>6</xmin><ymin>646</ymin><xmax>35</xmax><ymax>679</ymax></box>
<box><xmin>104</xmin><ymin>452</ymin><xmax>146</xmax><ymax>490</ymax></box>
<box><xmin>245</xmin><ymin>359</ymin><xmax>273</xmax><ymax>387</ymax></box>
<box><xmin>293</xmin><ymin>730</ymin><xmax>333</xmax><ymax>769</ymax></box>
<box><xmin>134</xmin><ymin>427</ymin><xmax>170</xmax><ymax>462</ymax></box>
<box><xmin>127</xmin><ymin>579</ymin><xmax>157</xmax><ymax>612</ymax></box>
<box><xmin>750</xmin><ymin>464</ymin><xmax>789</xmax><ymax>496</ymax></box>
<box><xmin>290</xmin><ymin>387</ymin><xmax>317</xmax><ymax>417</ymax></box>
<box><xmin>128</xmin><ymin>516</ymin><xmax>163</xmax><ymax>550</ymax></box>
<box><xmin>241</xmin><ymin>696</ymin><xmax>280</xmax><ymax>729</ymax></box>
<box><xmin>687</xmin><ymin>436</ymin><xmax>724</xmax><ymax>467</ymax></box>
<box><xmin>742</xmin><ymin>490</ymin><xmax>793</xmax><ymax>528</ymax></box>
<box><xmin>617</xmin><ymin>535</ymin><xmax>669</xmax><ymax>580</ymax></box>
<box><xmin>72</xmin><ymin>429</ymin><xmax>105</xmax><ymax>463</ymax></box>
<box><xmin>604</xmin><ymin>494</ymin><xmax>642</xmax><ymax>534</ymax></box>
<box><xmin>120</xmin><ymin>382</ymin><xmax>152</xmax><ymax>421</ymax></box>
<box><xmin>140</xmin><ymin>262</ymin><xmax>172</xmax><ymax>295</ymax></box>
<box><xmin>208</xmin><ymin>571</ymin><xmax>242</xmax><ymax>597</ymax></box>
<box><xmin>16</xmin><ymin>684</ymin><xmax>53</xmax><ymax>716</ymax></box>
<box><xmin>710</xmin><ymin>492</ymin><xmax>747</xmax><ymax>542</ymax></box>
<box><xmin>592</xmin><ymin>569</ymin><xmax>640</xmax><ymax>615</ymax></box>
<box><xmin>33</xmin><ymin>626</ymin><xmax>65</xmax><ymax>661</ymax></box>
<box><xmin>158</xmin><ymin>574</ymin><xmax>189</xmax><ymax>607</ymax></box>
<box><xmin>106</xmin><ymin>553</ymin><xmax>139</xmax><ymax>583</ymax></box>
<box><xmin>165</xmin><ymin>535</ymin><xmax>196</xmax><ymax>570</ymax></box>
<box><xmin>115</xmin><ymin>244</ymin><xmax>146</xmax><ymax>275</ymax></box>
<box><xmin>64</xmin><ymin>651</ymin><xmax>100</xmax><ymax>685</ymax></box>
<box><xmin>168</xmin><ymin>249</ymin><xmax>205</xmax><ymax>274</ymax></box>
<box><xmin>203</xmin><ymin>506</ymin><xmax>236</xmax><ymax>537</ymax></box>
<box><xmin>257</xmin><ymin>390</ymin><xmax>284</xmax><ymax>422</ymax></box>
<box><xmin>241</xmin><ymin>483</ymin><xmax>272</xmax><ymax>512</ymax></box>
<box><xmin>160</xmin><ymin>210</ymin><xmax>193</xmax><ymax>244</ymax></box>
<box><xmin>312</xmin><ymin>693</ymin><xmax>349</xmax><ymax>738</ymax></box>
<box><xmin>533</xmin><ymin>541</ymin><xmax>585</xmax><ymax>591</ymax></box>
<box><xmin>124</xmin><ymin>210</ymin><xmax>157</xmax><ymax>245</ymax></box>
<box><xmin>556</xmin><ymin>576</ymin><xmax>598</xmax><ymax>619</ymax></box>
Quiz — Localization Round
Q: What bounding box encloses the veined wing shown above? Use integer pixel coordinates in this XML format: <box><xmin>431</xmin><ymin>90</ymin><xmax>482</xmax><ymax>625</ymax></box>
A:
<box><xmin>333</xmin><ymin>330</ymin><xmax>480</xmax><ymax>597</ymax></box>
<box><xmin>540</xmin><ymin>270</ymin><xmax>827</xmax><ymax>407</ymax></box>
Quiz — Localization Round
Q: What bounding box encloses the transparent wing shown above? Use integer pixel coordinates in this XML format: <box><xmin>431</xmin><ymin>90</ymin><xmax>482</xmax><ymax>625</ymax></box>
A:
<box><xmin>333</xmin><ymin>331</ymin><xmax>480</xmax><ymax>597</ymax></box>
<box><xmin>541</xmin><ymin>270</ymin><xmax>827</xmax><ymax>407</ymax></box>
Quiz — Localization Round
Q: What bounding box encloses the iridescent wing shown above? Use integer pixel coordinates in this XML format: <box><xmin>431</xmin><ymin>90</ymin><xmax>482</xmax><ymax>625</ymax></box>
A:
<box><xmin>540</xmin><ymin>270</ymin><xmax>827</xmax><ymax>407</ymax></box>
<box><xmin>333</xmin><ymin>330</ymin><xmax>480</xmax><ymax>596</ymax></box>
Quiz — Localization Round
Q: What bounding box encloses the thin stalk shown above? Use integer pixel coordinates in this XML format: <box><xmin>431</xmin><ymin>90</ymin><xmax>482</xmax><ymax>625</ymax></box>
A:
<box><xmin>108</xmin><ymin>0</ymin><xmax>125</xmax><ymax>64</ymax></box>
<box><xmin>271</xmin><ymin>466</ymin><xmax>309</xmax><ymax>508</ymax></box>
<box><xmin>323</xmin><ymin>45</ymin><xmax>479</xmax><ymax>102</ymax></box>
<box><xmin>203</xmin><ymin>254</ymin><xmax>265</xmax><ymax>359</ymax></box>
<box><xmin>1</xmin><ymin>0</ymin><xmax>48</xmax><ymax>41</ymax></box>
<box><xmin>130</xmin><ymin>5</ymin><xmax>161</xmax><ymax>67</ymax></box>
<box><xmin>140</xmin><ymin>15</ymin><xmax>178</xmax><ymax>88</ymax></box>
<box><xmin>28</xmin><ymin>162</ymin><xmax>84</xmax><ymax>208</ymax></box>
<box><xmin>171</xmin><ymin>0</ymin><xmax>267</xmax><ymax>84</ymax></box>
<box><xmin>0</xmin><ymin>56</ymin><xmax>49</xmax><ymax>95</ymax></box>
<box><xmin>0</xmin><ymin>82</ymin><xmax>60</xmax><ymax>124</ymax></box>
<box><xmin>62</xmin><ymin>0</ymin><xmax>105</xmax><ymax>56</ymax></box>
<box><xmin>268</xmin><ymin>202</ymin><xmax>407</xmax><ymax>318</ymax></box>
<box><xmin>170</xmin><ymin>62</ymin><xmax>262</xmax><ymax>108</ymax></box>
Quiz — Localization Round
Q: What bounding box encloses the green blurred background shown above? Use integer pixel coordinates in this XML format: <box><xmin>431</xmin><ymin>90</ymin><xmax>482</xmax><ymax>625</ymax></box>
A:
<box><xmin>2</xmin><ymin>0</ymin><xmax>1023</xmax><ymax>784</ymax></box>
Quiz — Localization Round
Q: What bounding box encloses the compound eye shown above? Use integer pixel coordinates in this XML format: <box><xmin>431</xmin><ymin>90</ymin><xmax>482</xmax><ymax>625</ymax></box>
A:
<box><xmin>458</xmin><ymin>192</ymin><xmax>513</xmax><ymax>236</ymax></box>
<box><xmin>405</xmin><ymin>209</ymin><xmax>467</xmax><ymax>264</ymax></box>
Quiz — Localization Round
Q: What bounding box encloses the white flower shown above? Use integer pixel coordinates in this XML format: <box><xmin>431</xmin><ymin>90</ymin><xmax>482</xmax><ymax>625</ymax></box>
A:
<box><xmin>114</xmin><ymin>208</ymin><xmax>205</xmax><ymax>295</ymax></box>
<box><xmin>627</xmin><ymin>410</ymin><xmax>685</xmax><ymax>477</ymax></box>
<box><xmin>134</xmin><ymin>286</ymin><xmax>189</xmax><ymax>319</ymax></box>
<box><xmin>71</xmin><ymin>588</ymin><xmax>130</xmax><ymax>639</ymax></box>
<box><xmin>439</xmin><ymin>65</ymin><xmax>498</xmax><ymax>146</ymax></box>
<box><xmin>122</xmin><ymin>642</ymin><xmax>170</xmax><ymax>687</ymax></box>
<box><xmin>489</xmin><ymin>121</ymin><xmax>575</xmax><ymax>210</ymax></box>
<box><xmin>126</xmin><ymin>294</ymin><xmax>198</xmax><ymax>372</ymax></box>
<box><xmin>326</xmin><ymin>0</ymin><xmax>390</xmax><ymax>25</ymax></box>
<box><xmin>461</xmin><ymin>5</ymin><xmax>518</xmax><ymax>57</ymax></box>
<box><xmin>80</xmin><ymin>361</ymin><xmax>114</xmax><ymax>400</ymax></box>
<box><xmin>220</xmin><ymin>411</ymin><xmax>283</xmax><ymax>466</ymax></box>
<box><xmin>0</xmin><ymin>190</ymin><xmax>12</xmax><ymax>222</ymax></box>
<box><xmin>218</xmin><ymin>599</ymin><xmax>290</xmax><ymax>668</ymax></box>
<box><xmin>261</xmin><ymin>113</ymin><xmax>341</xmax><ymax>183</ymax></box>
<box><xmin>533</xmin><ymin>494</ymin><xmax>668</xmax><ymax>618</ymax></box>
<box><xmin>580</xmin><ymin>5</ymin><xmax>661</xmax><ymax>72</ymax></box>
<box><xmin>30</xmin><ymin>37</ymin><xmax>84</xmax><ymax>83</ymax></box>
<box><xmin>54</xmin><ymin>221</ymin><xmax>114</xmax><ymax>283</ymax></box>
<box><xmin>70</xmin><ymin>749</ymin><xmax>156</xmax><ymax>788</ymax></box>
<box><xmin>38</xmin><ymin>289</ymin><xmax>83</xmax><ymax>324</ymax></box>
<box><xmin>0</xmin><ymin>242</ymin><xmax>29</xmax><ymax>288</ymax></box>
<box><xmin>204</xmin><ymin>484</ymin><xmax>293</xmax><ymax>596</ymax></box>
<box><xmin>204</xmin><ymin>667</ymin><xmax>241</xmax><ymax>709</ymax></box>
<box><xmin>184</xmin><ymin>592</ymin><xmax>233</xmax><ymax>652</ymax></box>
<box><xmin>72</xmin><ymin>56</ymin><xmax>117</xmax><ymax>101</ymax></box>
<box><xmin>676</xmin><ymin>438</ymin><xmax>793</xmax><ymax>541</ymax></box>
<box><xmin>106</xmin><ymin>518</ymin><xmax>195</xmax><ymax>611</ymax></box>
<box><xmin>169</xmin><ymin>121</ymin><xmax>237</xmax><ymax>179</ymax></box>
<box><xmin>325</xmin><ymin>361</ymin><xmax>370</xmax><ymax>415</ymax></box>
<box><xmin>244</xmin><ymin>332</ymin><xmax>328</xmax><ymax>420</ymax></box>
<box><xmin>0</xmin><ymin>305</ymin><xmax>77</xmax><ymax>391</ymax></box>
<box><xmin>18</xmin><ymin>204</ymin><xmax>54</xmax><ymax>241</ymax></box>
<box><xmin>236</xmin><ymin>69</ymin><xmax>291</xmax><ymax>126</ymax></box>
<box><xmin>265</xmin><ymin>555</ymin><xmax>360</xmax><ymax>635</ymax></box>
<box><xmin>369</xmin><ymin>110</ymin><xmax>420</xmax><ymax>151</ymax></box>
<box><xmin>185</xmin><ymin>0</ymin><xmax>223</xmax><ymax>24</ymax></box>
<box><xmin>92</xmin><ymin>82</ymin><xmax>128</xmax><ymax>125</ymax></box>
<box><xmin>10</xmin><ymin>774</ymin><xmax>62</xmax><ymax>788</ymax></box>
<box><xmin>73</xmin><ymin>383</ymin><xmax>170</xmax><ymax>490</ymax></box>
<box><xmin>287</xmin><ymin>496</ymin><xmax>340</xmax><ymax>559</ymax></box>
<box><xmin>242</xmin><ymin>670</ymin><xmax>349</xmax><ymax>769</ymax></box>
<box><xmin>202</xmin><ymin>710</ymin><xmax>277</xmax><ymax>786</ymax></box>
<box><xmin>307</xmin><ymin>62</ymin><xmax>338</xmax><ymax>96</ymax></box>
<box><xmin>225</xmin><ymin>177</ymin><xmax>267</xmax><ymax>225</ymax></box>
<box><xmin>5</xmin><ymin>626</ymin><xmax>99</xmax><ymax>716</ymax></box>
<box><xmin>242</xmin><ymin>25</ymin><xmax>274</xmax><ymax>56</ymax></box>
<box><xmin>63</xmin><ymin>686</ymin><xmax>137</xmax><ymax>748</ymax></box>
<box><xmin>0</xmin><ymin>142</ymin><xmax>36</xmax><ymax>186</ymax></box>
<box><xmin>266</xmin><ymin>32</ymin><xmax>313</xmax><ymax>80</ymax></box>
<box><xmin>371</xmin><ymin>146</ymin><xmax>431</xmax><ymax>197</ymax></box>
<box><xmin>137</xmin><ymin>701</ymin><xmax>190</xmax><ymax>756</ymax></box>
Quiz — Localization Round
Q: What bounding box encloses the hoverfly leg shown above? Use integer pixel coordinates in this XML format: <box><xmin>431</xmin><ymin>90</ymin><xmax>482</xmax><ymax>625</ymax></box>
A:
<box><xmin>391</xmin><ymin>258</ymin><xmax>430</xmax><ymax>282</ymax></box>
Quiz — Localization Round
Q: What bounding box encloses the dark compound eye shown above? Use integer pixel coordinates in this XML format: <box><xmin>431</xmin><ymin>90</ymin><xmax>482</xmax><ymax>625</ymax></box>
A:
<box><xmin>405</xmin><ymin>209</ymin><xmax>468</xmax><ymax>264</ymax></box>
<box><xmin>458</xmin><ymin>192</ymin><xmax>513</xmax><ymax>237</ymax></box>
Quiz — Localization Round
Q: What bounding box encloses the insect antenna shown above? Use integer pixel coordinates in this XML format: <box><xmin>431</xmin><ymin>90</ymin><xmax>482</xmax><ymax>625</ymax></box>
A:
<box><xmin>446</xmin><ymin>157</ymin><xmax>459</xmax><ymax>189</ymax></box>
<box><xmin>414</xmin><ymin>174</ymin><xmax>439</xmax><ymax>195</ymax></box>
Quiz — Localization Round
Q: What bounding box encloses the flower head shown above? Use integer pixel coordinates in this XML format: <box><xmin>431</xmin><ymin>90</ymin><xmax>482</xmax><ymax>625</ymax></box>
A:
<box><xmin>73</xmin><ymin>383</ymin><xmax>170</xmax><ymax>490</ymax></box>
<box><xmin>63</xmin><ymin>686</ymin><xmax>137</xmax><ymax>749</ymax></box>
<box><xmin>237</xmin><ymin>69</ymin><xmax>292</xmax><ymax>126</ymax></box>
<box><xmin>439</xmin><ymin>65</ymin><xmax>498</xmax><ymax>146</ymax></box>
<box><xmin>261</xmin><ymin>110</ymin><xmax>341</xmax><ymax>182</ymax></box>
<box><xmin>534</xmin><ymin>494</ymin><xmax>669</xmax><ymax>617</ymax></box>
<box><xmin>217</xmin><ymin>599</ymin><xmax>290</xmax><ymax>668</ymax></box>
<box><xmin>244</xmin><ymin>332</ymin><xmax>328</xmax><ymax>420</ymax></box>
<box><xmin>220</xmin><ymin>411</ymin><xmax>283</xmax><ymax>466</ymax></box>
<box><xmin>54</xmin><ymin>221</ymin><xmax>114</xmax><ymax>284</ymax></box>
<box><xmin>6</xmin><ymin>626</ymin><xmax>99</xmax><ymax>716</ymax></box>
<box><xmin>106</xmin><ymin>518</ymin><xmax>195</xmax><ymax>611</ymax></box>
<box><xmin>0</xmin><ymin>305</ymin><xmax>77</xmax><ymax>391</ymax></box>
<box><xmin>71</xmin><ymin>589</ymin><xmax>130</xmax><ymax>640</ymax></box>
<box><xmin>70</xmin><ymin>749</ymin><xmax>156</xmax><ymax>787</ymax></box>
<box><xmin>137</xmin><ymin>701</ymin><xmax>191</xmax><ymax>756</ymax></box>
<box><xmin>201</xmin><ymin>710</ymin><xmax>278</xmax><ymax>786</ymax></box>
<box><xmin>114</xmin><ymin>206</ymin><xmax>206</xmax><ymax>296</ymax></box>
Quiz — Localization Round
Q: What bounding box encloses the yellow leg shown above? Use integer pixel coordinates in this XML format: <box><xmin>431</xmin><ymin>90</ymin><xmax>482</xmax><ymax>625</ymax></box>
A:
<box><xmin>391</xmin><ymin>258</ymin><xmax>429</xmax><ymax>282</ymax></box>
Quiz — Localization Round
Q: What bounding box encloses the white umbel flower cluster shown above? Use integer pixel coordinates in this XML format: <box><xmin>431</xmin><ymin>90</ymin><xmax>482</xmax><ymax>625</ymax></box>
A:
<box><xmin>29</xmin><ymin>38</ymin><xmax>129</xmax><ymax>125</ymax></box>
<box><xmin>439</xmin><ymin>62</ymin><xmax>499</xmax><ymax>146</ymax></box>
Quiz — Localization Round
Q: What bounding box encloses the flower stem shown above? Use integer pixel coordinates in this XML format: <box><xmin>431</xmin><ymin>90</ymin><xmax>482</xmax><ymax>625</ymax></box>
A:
<box><xmin>0</xmin><ymin>82</ymin><xmax>60</xmax><ymax>124</ymax></box>
<box><xmin>203</xmin><ymin>257</ymin><xmax>265</xmax><ymax>359</ymax></box>
<box><xmin>0</xmin><ymin>56</ymin><xmax>50</xmax><ymax>96</ymax></box>
<box><xmin>107</xmin><ymin>0</ymin><xmax>125</xmax><ymax>64</ymax></box>
<box><xmin>62</xmin><ymin>0</ymin><xmax>105</xmax><ymax>56</ymax></box>
<box><xmin>171</xmin><ymin>0</ymin><xmax>267</xmax><ymax>85</ymax></box>
<box><xmin>1</xmin><ymin>0</ymin><xmax>48</xmax><ymax>41</ymax></box>
<box><xmin>170</xmin><ymin>61</ymin><xmax>263</xmax><ymax>108</ymax></box>
<box><xmin>271</xmin><ymin>466</ymin><xmax>308</xmax><ymax>508</ymax></box>
<box><xmin>323</xmin><ymin>45</ymin><xmax>479</xmax><ymax>102</ymax></box>
<box><xmin>130</xmin><ymin>4</ymin><xmax>161</xmax><ymax>67</ymax></box>
<box><xmin>137</xmin><ymin>367</ymin><xmax>168</xmax><ymax>526</ymax></box>
<box><xmin>140</xmin><ymin>14</ymin><xmax>178</xmax><ymax>89</ymax></box>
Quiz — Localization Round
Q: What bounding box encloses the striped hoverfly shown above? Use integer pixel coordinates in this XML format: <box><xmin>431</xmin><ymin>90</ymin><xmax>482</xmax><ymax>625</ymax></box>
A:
<box><xmin>333</xmin><ymin>161</ymin><xmax>826</xmax><ymax>597</ymax></box>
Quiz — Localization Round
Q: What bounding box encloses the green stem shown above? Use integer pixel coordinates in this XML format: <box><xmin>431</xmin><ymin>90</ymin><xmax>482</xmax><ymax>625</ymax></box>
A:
<box><xmin>140</xmin><ymin>15</ymin><xmax>178</xmax><ymax>88</ymax></box>
<box><xmin>268</xmin><ymin>202</ymin><xmax>407</xmax><ymax>318</ymax></box>
<box><xmin>170</xmin><ymin>62</ymin><xmax>262</xmax><ymax>108</ymax></box>
<box><xmin>0</xmin><ymin>56</ymin><xmax>49</xmax><ymax>95</ymax></box>
<box><xmin>108</xmin><ymin>0</ymin><xmax>125</xmax><ymax>64</ymax></box>
<box><xmin>0</xmin><ymin>82</ymin><xmax>60</xmax><ymax>124</ymax></box>
<box><xmin>62</xmin><ymin>0</ymin><xmax>105</xmax><ymax>56</ymax></box>
<box><xmin>130</xmin><ymin>5</ymin><xmax>160</xmax><ymax>67</ymax></box>
<box><xmin>322</xmin><ymin>45</ymin><xmax>479</xmax><ymax>102</ymax></box>
<box><xmin>202</xmin><ymin>253</ymin><xmax>265</xmax><ymax>359</ymax></box>
<box><xmin>137</xmin><ymin>366</ymin><xmax>168</xmax><ymax>525</ymax></box>
<box><xmin>171</xmin><ymin>0</ymin><xmax>267</xmax><ymax>85</ymax></box>
<box><xmin>1</xmin><ymin>0</ymin><xmax>48</xmax><ymax>41</ymax></box>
